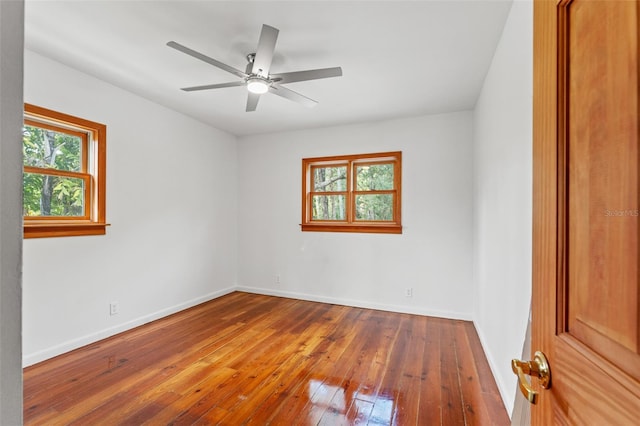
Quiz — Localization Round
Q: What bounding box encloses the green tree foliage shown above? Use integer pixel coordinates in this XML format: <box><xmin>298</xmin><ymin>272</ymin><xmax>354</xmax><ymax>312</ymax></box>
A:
<box><xmin>23</xmin><ymin>125</ymin><xmax>84</xmax><ymax>216</ymax></box>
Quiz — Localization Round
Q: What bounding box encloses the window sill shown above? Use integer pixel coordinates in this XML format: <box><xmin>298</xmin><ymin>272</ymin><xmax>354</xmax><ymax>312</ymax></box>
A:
<box><xmin>24</xmin><ymin>222</ymin><xmax>110</xmax><ymax>239</ymax></box>
<box><xmin>300</xmin><ymin>223</ymin><xmax>402</xmax><ymax>234</ymax></box>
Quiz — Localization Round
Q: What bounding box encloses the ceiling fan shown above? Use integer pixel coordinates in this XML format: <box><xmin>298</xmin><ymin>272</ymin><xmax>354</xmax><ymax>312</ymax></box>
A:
<box><xmin>167</xmin><ymin>24</ymin><xmax>343</xmax><ymax>112</ymax></box>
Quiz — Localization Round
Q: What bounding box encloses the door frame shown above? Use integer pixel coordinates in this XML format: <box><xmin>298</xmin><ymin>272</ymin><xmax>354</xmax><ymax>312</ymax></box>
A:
<box><xmin>531</xmin><ymin>0</ymin><xmax>558</xmax><ymax>420</ymax></box>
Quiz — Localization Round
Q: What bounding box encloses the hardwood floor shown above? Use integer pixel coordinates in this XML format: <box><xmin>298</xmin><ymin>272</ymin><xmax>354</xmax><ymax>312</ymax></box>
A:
<box><xmin>23</xmin><ymin>292</ymin><xmax>509</xmax><ymax>425</ymax></box>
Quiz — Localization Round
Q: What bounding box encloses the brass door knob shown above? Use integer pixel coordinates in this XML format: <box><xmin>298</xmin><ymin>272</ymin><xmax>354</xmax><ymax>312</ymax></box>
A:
<box><xmin>511</xmin><ymin>351</ymin><xmax>551</xmax><ymax>404</ymax></box>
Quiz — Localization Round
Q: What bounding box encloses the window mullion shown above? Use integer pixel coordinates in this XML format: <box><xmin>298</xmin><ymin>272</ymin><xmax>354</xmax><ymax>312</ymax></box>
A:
<box><xmin>23</xmin><ymin>166</ymin><xmax>90</xmax><ymax>180</ymax></box>
<box><xmin>346</xmin><ymin>159</ymin><xmax>353</xmax><ymax>223</ymax></box>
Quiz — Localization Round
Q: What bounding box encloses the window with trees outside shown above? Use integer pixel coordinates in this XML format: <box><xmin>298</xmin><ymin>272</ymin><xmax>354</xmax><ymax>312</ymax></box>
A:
<box><xmin>23</xmin><ymin>104</ymin><xmax>107</xmax><ymax>238</ymax></box>
<box><xmin>301</xmin><ymin>151</ymin><xmax>402</xmax><ymax>234</ymax></box>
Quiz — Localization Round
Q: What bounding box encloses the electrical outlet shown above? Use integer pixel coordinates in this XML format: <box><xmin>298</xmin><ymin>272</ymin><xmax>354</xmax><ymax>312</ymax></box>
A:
<box><xmin>109</xmin><ymin>302</ymin><xmax>119</xmax><ymax>316</ymax></box>
<box><xmin>405</xmin><ymin>288</ymin><xmax>413</xmax><ymax>297</ymax></box>
<box><xmin>276</xmin><ymin>274</ymin><xmax>281</xmax><ymax>284</ymax></box>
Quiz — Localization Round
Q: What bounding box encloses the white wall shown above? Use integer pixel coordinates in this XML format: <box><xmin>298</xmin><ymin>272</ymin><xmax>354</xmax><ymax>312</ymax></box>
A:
<box><xmin>472</xmin><ymin>0</ymin><xmax>533</xmax><ymax>414</ymax></box>
<box><xmin>0</xmin><ymin>0</ymin><xmax>24</xmax><ymax>423</ymax></box>
<box><xmin>237</xmin><ymin>112</ymin><xmax>474</xmax><ymax>319</ymax></box>
<box><xmin>22</xmin><ymin>50</ymin><xmax>239</xmax><ymax>365</ymax></box>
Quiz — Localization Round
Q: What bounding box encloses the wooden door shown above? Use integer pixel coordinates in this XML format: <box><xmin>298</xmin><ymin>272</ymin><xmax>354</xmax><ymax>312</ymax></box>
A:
<box><xmin>532</xmin><ymin>0</ymin><xmax>640</xmax><ymax>424</ymax></box>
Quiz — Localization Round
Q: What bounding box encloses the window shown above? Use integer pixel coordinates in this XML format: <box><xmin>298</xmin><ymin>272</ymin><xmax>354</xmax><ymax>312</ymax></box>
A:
<box><xmin>23</xmin><ymin>104</ymin><xmax>107</xmax><ymax>238</ymax></box>
<box><xmin>301</xmin><ymin>151</ymin><xmax>402</xmax><ymax>234</ymax></box>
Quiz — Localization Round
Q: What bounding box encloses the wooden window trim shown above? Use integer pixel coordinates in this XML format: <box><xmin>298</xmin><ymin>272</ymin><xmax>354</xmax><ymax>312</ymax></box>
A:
<box><xmin>23</xmin><ymin>103</ymin><xmax>108</xmax><ymax>238</ymax></box>
<box><xmin>301</xmin><ymin>151</ymin><xmax>402</xmax><ymax>234</ymax></box>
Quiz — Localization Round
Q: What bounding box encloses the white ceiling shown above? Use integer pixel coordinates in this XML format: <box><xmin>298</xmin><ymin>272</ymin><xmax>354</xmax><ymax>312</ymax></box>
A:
<box><xmin>24</xmin><ymin>0</ymin><xmax>513</xmax><ymax>137</ymax></box>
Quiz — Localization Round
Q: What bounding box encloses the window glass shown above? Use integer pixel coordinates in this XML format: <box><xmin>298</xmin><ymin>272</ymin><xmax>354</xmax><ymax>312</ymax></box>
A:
<box><xmin>23</xmin><ymin>124</ymin><xmax>83</xmax><ymax>172</ymax></box>
<box><xmin>355</xmin><ymin>163</ymin><xmax>394</xmax><ymax>191</ymax></box>
<box><xmin>312</xmin><ymin>195</ymin><xmax>346</xmax><ymax>220</ymax></box>
<box><xmin>23</xmin><ymin>173</ymin><xmax>86</xmax><ymax>217</ymax></box>
<box><xmin>312</xmin><ymin>166</ymin><xmax>347</xmax><ymax>191</ymax></box>
<box><xmin>355</xmin><ymin>194</ymin><xmax>394</xmax><ymax>221</ymax></box>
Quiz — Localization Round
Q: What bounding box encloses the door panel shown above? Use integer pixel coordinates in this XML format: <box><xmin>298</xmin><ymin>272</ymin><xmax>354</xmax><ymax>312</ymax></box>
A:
<box><xmin>567</xmin><ymin>0</ymin><xmax>640</xmax><ymax>376</ymax></box>
<box><xmin>532</xmin><ymin>0</ymin><xmax>640</xmax><ymax>424</ymax></box>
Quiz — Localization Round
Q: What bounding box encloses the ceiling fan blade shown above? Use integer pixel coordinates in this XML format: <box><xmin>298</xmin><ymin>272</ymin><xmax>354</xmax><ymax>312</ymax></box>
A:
<box><xmin>251</xmin><ymin>25</ymin><xmax>279</xmax><ymax>77</ymax></box>
<box><xmin>269</xmin><ymin>85</ymin><xmax>317</xmax><ymax>108</ymax></box>
<box><xmin>246</xmin><ymin>92</ymin><xmax>260</xmax><ymax>112</ymax></box>
<box><xmin>181</xmin><ymin>81</ymin><xmax>246</xmax><ymax>92</ymax></box>
<box><xmin>270</xmin><ymin>67</ymin><xmax>343</xmax><ymax>84</ymax></box>
<box><xmin>167</xmin><ymin>41</ymin><xmax>247</xmax><ymax>79</ymax></box>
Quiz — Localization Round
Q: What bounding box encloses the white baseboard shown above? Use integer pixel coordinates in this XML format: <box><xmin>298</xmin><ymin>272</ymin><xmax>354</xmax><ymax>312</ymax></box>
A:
<box><xmin>236</xmin><ymin>286</ymin><xmax>473</xmax><ymax>321</ymax></box>
<box><xmin>23</xmin><ymin>286</ymin><xmax>236</xmax><ymax>367</ymax></box>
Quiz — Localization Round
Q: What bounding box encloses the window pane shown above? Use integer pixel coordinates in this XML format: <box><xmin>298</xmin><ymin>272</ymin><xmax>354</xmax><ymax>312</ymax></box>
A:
<box><xmin>23</xmin><ymin>125</ymin><xmax>82</xmax><ymax>172</ymax></box>
<box><xmin>23</xmin><ymin>173</ymin><xmax>85</xmax><ymax>217</ymax></box>
<box><xmin>356</xmin><ymin>163</ymin><xmax>394</xmax><ymax>191</ymax></box>
<box><xmin>312</xmin><ymin>195</ymin><xmax>346</xmax><ymax>220</ymax></box>
<box><xmin>355</xmin><ymin>194</ymin><xmax>394</xmax><ymax>221</ymax></box>
<box><xmin>313</xmin><ymin>166</ymin><xmax>347</xmax><ymax>192</ymax></box>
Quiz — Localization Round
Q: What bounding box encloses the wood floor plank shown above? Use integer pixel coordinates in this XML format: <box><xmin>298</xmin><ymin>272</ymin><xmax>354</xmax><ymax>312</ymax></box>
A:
<box><xmin>219</xmin><ymin>305</ymin><xmax>352</xmax><ymax>423</ymax></box>
<box><xmin>440</xmin><ymin>320</ymin><xmax>467</xmax><ymax>425</ymax></box>
<box><xmin>393</xmin><ymin>315</ymin><xmax>428</xmax><ymax>424</ymax></box>
<box><xmin>149</xmin><ymin>366</ymin><xmax>239</xmax><ymax>425</ymax></box>
<box><xmin>243</xmin><ymin>307</ymin><xmax>364</xmax><ymax>425</ymax></box>
<box><xmin>23</xmin><ymin>292</ymin><xmax>509</xmax><ymax>425</ymax></box>
<box><xmin>270</xmin><ymin>312</ymin><xmax>383</xmax><ymax>424</ymax></box>
<box><xmin>218</xmin><ymin>308</ymin><xmax>334</xmax><ymax>410</ymax></box>
<box><xmin>418</xmin><ymin>317</ymin><xmax>444</xmax><ymax>425</ymax></box>
<box><xmin>265</xmin><ymin>309</ymin><xmax>377</xmax><ymax>424</ymax></box>
<box><xmin>368</xmin><ymin>314</ymin><xmax>413</xmax><ymax>424</ymax></box>
<box><xmin>317</xmin><ymin>312</ymin><xmax>401</xmax><ymax>424</ymax></box>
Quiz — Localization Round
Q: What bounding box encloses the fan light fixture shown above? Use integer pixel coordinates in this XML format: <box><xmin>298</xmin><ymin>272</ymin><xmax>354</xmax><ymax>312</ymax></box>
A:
<box><xmin>167</xmin><ymin>24</ymin><xmax>342</xmax><ymax>112</ymax></box>
<box><xmin>247</xmin><ymin>77</ymin><xmax>269</xmax><ymax>94</ymax></box>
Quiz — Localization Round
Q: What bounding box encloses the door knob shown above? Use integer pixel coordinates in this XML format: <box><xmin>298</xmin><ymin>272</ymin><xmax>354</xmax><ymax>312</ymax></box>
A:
<box><xmin>511</xmin><ymin>351</ymin><xmax>551</xmax><ymax>404</ymax></box>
